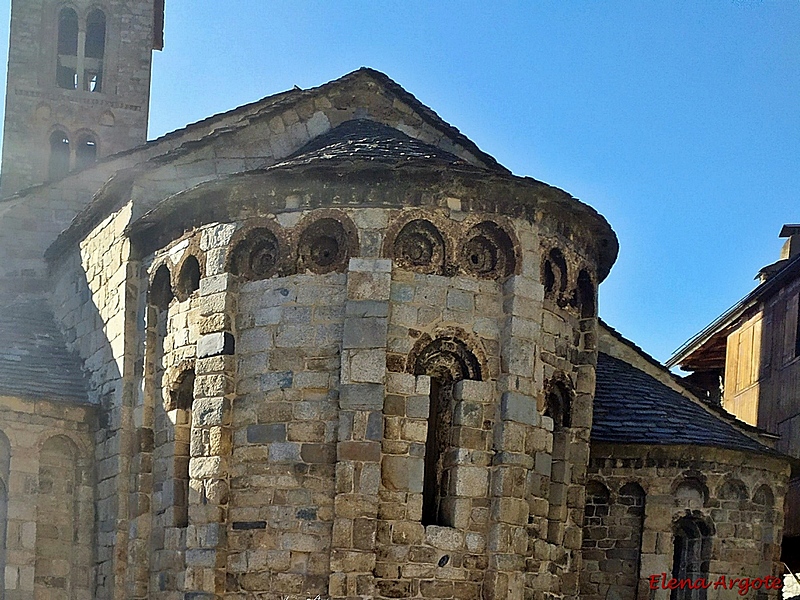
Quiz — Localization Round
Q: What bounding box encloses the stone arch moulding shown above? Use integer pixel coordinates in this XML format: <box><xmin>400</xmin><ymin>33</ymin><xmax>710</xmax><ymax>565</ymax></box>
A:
<box><xmin>383</xmin><ymin>209</ymin><xmax>453</xmax><ymax>276</ymax></box>
<box><xmin>295</xmin><ymin>210</ymin><xmax>359</xmax><ymax>274</ymax></box>
<box><xmin>34</xmin><ymin>428</ymin><xmax>92</xmax><ymax>460</ymax></box>
<box><xmin>404</xmin><ymin>326</ymin><xmax>488</xmax><ymax>381</ymax></box>
<box><xmin>226</xmin><ymin>218</ymin><xmax>291</xmax><ymax>281</ymax></box>
<box><xmin>717</xmin><ymin>478</ymin><xmax>749</xmax><ymax>501</ymax></box>
<box><xmin>671</xmin><ymin>471</ymin><xmax>710</xmax><ymax>508</ymax></box>
<box><xmin>752</xmin><ymin>483</ymin><xmax>775</xmax><ymax>507</ymax></box>
<box><xmin>459</xmin><ymin>219</ymin><xmax>519</xmax><ymax>279</ymax></box>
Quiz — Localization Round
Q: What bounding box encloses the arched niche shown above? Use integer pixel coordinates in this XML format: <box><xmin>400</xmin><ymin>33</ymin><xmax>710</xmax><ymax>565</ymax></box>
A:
<box><xmin>460</xmin><ymin>221</ymin><xmax>517</xmax><ymax>279</ymax></box>
<box><xmin>228</xmin><ymin>225</ymin><xmax>285</xmax><ymax>281</ymax></box>
<box><xmin>391</xmin><ymin>218</ymin><xmax>447</xmax><ymax>275</ymax></box>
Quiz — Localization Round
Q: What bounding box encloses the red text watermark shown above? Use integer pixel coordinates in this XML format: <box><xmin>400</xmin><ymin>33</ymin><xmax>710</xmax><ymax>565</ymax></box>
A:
<box><xmin>648</xmin><ymin>573</ymin><xmax>783</xmax><ymax>596</ymax></box>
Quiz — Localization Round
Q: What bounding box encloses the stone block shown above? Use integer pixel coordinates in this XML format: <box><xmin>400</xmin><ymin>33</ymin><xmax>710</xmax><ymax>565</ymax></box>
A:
<box><xmin>453</xmin><ymin>379</ymin><xmax>494</xmax><ymax>401</ymax></box>
<box><xmin>345</xmin><ymin>299</ymin><xmax>389</xmax><ymax>318</ymax></box>
<box><xmin>382</xmin><ymin>456</ymin><xmax>424</xmax><ymax>493</ymax></box>
<box><xmin>534</xmin><ymin>452</ymin><xmax>552</xmax><ymax>477</ymax></box>
<box><xmin>199</xmin><ymin>273</ymin><xmax>234</xmax><ymax>296</ymax></box>
<box><xmin>500</xmin><ymin>392</ymin><xmax>539</xmax><ymax>426</ymax></box>
<box><xmin>343</xmin><ymin>349</ymin><xmax>386</xmax><ymax>384</ymax></box>
<box><xmin>246</xmin><ymin>423</ymin><xmax>286</xmax><ymax>444</ymax></box>
<box><xmin>406</xmin><ymin>395</ymin><xmax>430</xmax><ymax>419</ymax></box>
<box><xmin>449</xmin><ymin>466</ymin><xmax>488</xmax><ymax>497</ymax></box>
<box><xmin>349</xmin><ymin>257</ymin><xmax>392</xmax><ymax>273</ymax></box>
<box><xmin>447</xmin><ymin>288</ymin><xmax>474</xmax><ymax>311</ymax></box>
<box><xmin>259</xmin><ymin>371</ymin><xmax>293</xmax><ymax>390</ymax></box>
<box><xmin>425</xmin><ymin>526</ymin><xmax>464</xmax><ymax>551</ymax></box>
<box><xmin>453</xmin><ymin>401</ymin><xmax>482</xmax><ymax>428</ymax></box>
<box><xmin>300</xmin><ymin>443</ymin><xmax>336</xmax><ymax>464</ymax></box>
<box><xmin>197</xmin><ymin>332</ymin><xmax>235</xmax><ymax>358</ymax></box>
<box><xmin>338</xmin><ymin>441</ymin><xmax>381</xmax><ymax>462</ymax></box>
<box><xmin>339</xmin><ymin>383</ymin><xmax>385</xmax><ymax>410</ymax></box>
<box><xmin>193</xmin><ymin>398</ymin><xmax>231</xmax><ymax>427</ymax></box>
<box><xmin>347</xmin><ymin>270</ymin><xmax>391</xmax><ymax>300</ymax></box>
<box><xmin>269</xmin><ymin>442</ymin><xmax>301</xmax><ymax>462</ymax></box>
<box><xmin>366</xmin><ymin>411</ymin><xmax>383</xmax><ymax>440</ymax></box>
<box><xmin>342</xmin><ymin>317</ymin><xmax>388</xmax><ymax>348</ymax></box>
<box><xmin>189</xmin><ymin>457</ymin><xmax>224</xmax><ymax>479</ymax></box>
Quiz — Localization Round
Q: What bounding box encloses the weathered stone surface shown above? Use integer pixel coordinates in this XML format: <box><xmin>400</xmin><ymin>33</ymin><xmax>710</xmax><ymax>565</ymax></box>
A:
<box><xmin>500</xmin><ymin>392</ymin><xmax>539</xmax><ymax>426</ymax></box>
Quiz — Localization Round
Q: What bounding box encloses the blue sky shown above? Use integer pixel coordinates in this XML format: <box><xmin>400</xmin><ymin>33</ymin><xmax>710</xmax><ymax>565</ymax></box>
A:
<box><xmin>3</xmin><ymin>1</ymin><xmax>800</xmax><ymax>364</ymax></box>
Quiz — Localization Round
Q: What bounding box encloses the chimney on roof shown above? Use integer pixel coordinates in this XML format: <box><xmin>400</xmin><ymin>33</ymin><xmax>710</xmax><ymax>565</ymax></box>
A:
<box><xmin>780</xmin><ymin>224</ymin><xmax>800</xmax><ymax>260</ymax></box>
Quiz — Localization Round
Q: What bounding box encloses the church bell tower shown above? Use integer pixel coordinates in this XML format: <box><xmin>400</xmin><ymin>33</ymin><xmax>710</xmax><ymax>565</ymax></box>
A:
<box><xmin>0</xmin><ymin>0</ymin><xmax>165</xmax><ymax>197</ymax></box>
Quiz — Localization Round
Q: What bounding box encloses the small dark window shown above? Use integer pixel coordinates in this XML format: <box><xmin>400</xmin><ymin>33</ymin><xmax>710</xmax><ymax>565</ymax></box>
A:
<box><xmin>577</xmin><ymin>270</ymin><xmax>595</xmax><ymax>319</ymax></box>
<box><xmin>169</xmin><ymin>368</ymin><xmax>194</xmax><ymax>528</ymax></box>
<box><xmin>545</xmin><ymin>382</ymin><xmax>571</xmax><ymax>429</ymax></box>
<box><xmin>48</xmin><ymin>131</ymin><xmax>71</xmax><ymax>180</ymax></box>
<box><xmin>149</xmin><ymin>265</ymin><xmax>174</xmax><ymax>311</ymax></box>
<box><xmin>56</xmin><ymin>8</ymin><xmax>79</xmax><ymax>89</ymax></box>
<box><xmin>671</xmin><ymin>516</ymin><xmax>713</xmax><ymax>600</ymax></box>
<box><xmin>170</xmin><ymin>369</ymin><xmax>195</xmax><ymax>412</ymax></box>
<box><xmin>543</xmin><ymin>248</ymin><xmax>568</xmax><ymax>301</ymax></box>
<box><xmin>176</xmin><ymin>255</ymin><xmax>201</xmax><ymax>301</ymax></box>
<box><xmin>84</xmin><ymin>10</ymin><xmax>105</xmax><ymax>92</ymax></box>
<box><xmin>76</xmin><ymin>135</ymin><xmax>97</xmax><ymax>169</ymax></box>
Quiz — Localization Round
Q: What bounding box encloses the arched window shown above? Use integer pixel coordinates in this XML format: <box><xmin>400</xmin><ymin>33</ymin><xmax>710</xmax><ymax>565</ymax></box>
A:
<box><xmin>56</xmin><ymin>8</ymin><xmax>79</xmax><ymax>89</ymax></box>
<box><xmin>75</xmin><ymin>134</ymin><xmax>97</xmax><ymax>170</ymax></box>
<box><xmin>577</xmin><ymin>269</ymin><xmax>595</xmax><ymax>319</ymax></box>
<box><xmin>48</xmin><ymin>131</ymin><xmax>71</xmax><ymax>180</ymax></box>
<box><xmin>671</xmin><ymin>516</ymin><xmax>713</xmax><ymax>600</ymax></box>
<box><xmin>168</xmin><ymin>369</ymin><xmax>195</xmax><ymax>528</ymax></box>
<box><xmin>543</xmin><ymin>247</ymin><xmax>568</xmax><ymax>301</ymax></box>
<box><xmin>149</xmin><ymin>265</ymin><xmax>174</xmax><ymax>311</ymax></box>
<box><xmin>413</xmin><ymin>336</ymin><xmax>481</xmax><ymax>527</ymax></box>
<box><xmin>84</xmin><ymin>9</ymin><xmax>105</xmax><ymax>92</ymax></box>
<box><xmin>176</xmin><ymin>255</ymin><xmax>201</xmax><ymax>301</ymax></box>
<box><xmin>545</xmin><ymin>381</ymin><xmax>571</xmax><ymax>429</ymax></box>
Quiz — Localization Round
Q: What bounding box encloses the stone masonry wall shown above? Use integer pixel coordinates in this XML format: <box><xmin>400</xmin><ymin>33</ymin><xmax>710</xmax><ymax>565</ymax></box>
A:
<box><xmin>127</xmin><ymin>203</ymin><xmax>605</xmax><ymax>600</ymax></box>
<box><xmin>51</xmin><ymin>205</ymin><xmax>138</xmax><ymax>600</ymax></box>
<box><xmin>584</xmin><ymin>444</ymin><xmax>789</xmax><ymax>600</ymax></box>
<box><xmin>0</xmin><ymin>396</ymin><xmax>94</xmax><ymax>600</ymax></box>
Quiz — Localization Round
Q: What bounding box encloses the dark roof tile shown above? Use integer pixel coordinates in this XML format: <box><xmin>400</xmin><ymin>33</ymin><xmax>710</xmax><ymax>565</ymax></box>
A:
<box><xmin>272</xmin><ymin>119</ymin><xmax>479</xmax><ymax>169</ymax></box>
<box><xmin>0</xmin><ymin>297</ymin><xmax>90</xmax><ymax>404</ymax></box>
<box><xmin>593</xmin><ymin>352</ymin><xmax>773</xmax><ymax>455</ymax></box>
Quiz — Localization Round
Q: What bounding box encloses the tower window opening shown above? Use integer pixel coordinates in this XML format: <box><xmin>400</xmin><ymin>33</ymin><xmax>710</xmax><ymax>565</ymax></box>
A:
<box><xmin>84</xmin><ymin>10</ymin><xmax>105</xmax><ymax>92</ymax></box>
<box><xmin>56</xmin><ymin>8</ymin><xmax>79</xmax><ymax>90</ymax></box>
<box><xmin>48</xmin><ymin>131</ymin><xmax>71</xmax><ymax>180</ymax></box>
<box><xmin>76</xmin><ymin>136</ymin><xmax>97</xmax><ymax>169</ymax></box>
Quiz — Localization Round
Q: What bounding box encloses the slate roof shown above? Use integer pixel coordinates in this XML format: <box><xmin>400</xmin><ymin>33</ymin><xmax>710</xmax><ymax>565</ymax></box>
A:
<box><xmin>0</xmin><ymin>297</ymin><xmax>90</xmax><ymax>404</ymax></box>
<box><xmin>593</xmin><ymin>352</ymin><xmax>773</xmax><ymax>454</ymax></box>
<box><xmin>272</xmin><ymin>119</ymin><xmax>480</xmax><ymax>170</ymax></box>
